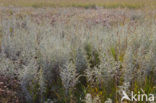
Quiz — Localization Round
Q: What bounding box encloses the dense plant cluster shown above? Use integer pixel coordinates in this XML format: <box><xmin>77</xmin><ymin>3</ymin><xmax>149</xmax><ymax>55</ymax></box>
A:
<box><xmin>0</xmin><ymin>14</ymin><xmax>156</xmax><ymax>103</ymax></box>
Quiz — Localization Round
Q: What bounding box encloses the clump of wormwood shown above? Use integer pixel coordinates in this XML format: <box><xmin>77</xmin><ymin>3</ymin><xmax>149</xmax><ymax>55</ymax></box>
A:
<box><xmin>0</xmin><ymin>16</ymin><xmax>156</xmax><ymax>103</ymax></box>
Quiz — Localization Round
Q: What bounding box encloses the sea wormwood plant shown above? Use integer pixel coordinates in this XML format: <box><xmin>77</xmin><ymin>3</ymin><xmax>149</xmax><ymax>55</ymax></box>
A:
<box><xmin>60</xmin><ymin>60</ymin><xmax>80</xmax><ymax>95</ymax></box>
<box><xmin>0</xmin><ymin>14</ymin><xmax>156</xmax><ymax>102</ymax></box>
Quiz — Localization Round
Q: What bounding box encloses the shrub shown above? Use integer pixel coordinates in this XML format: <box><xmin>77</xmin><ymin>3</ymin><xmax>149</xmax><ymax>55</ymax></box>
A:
<box><xmin>0</xmin><ymin>13</ymin><xmax>156</xmax><ymax>103</ymax></box>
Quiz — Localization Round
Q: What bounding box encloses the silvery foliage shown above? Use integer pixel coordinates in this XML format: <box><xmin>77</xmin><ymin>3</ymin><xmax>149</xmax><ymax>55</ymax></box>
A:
<box><xmin>85</xmin><ymin>93</ymin><xmax>101</xmax><ymax>103</ymax></box>
<box><xmin>1</xmin><ymin>17</ymin><xmax>38</xmax><ymax>64</ymax></box>
<box><xmin>19</xmin><ymin>58</ymin><xmax>39</xmax><ymax>102</ymax></box>
<box><xmin>1</xmin><ymin>17</ymin><xmax>41</xmax><ymax>102</ymax></box>
<box><xmin>85</xmin><ymin>93</ymin><xmax>92</xmax><ymax>103</ymax></box>
<box><xmin>92</xmin><ymin>95</ymin><xmax>101</xmax><ymax>103</ymax></box>
<box><xmin>123</xmin><ymin>22</ymin><xmax>156</xmax><ymax>83</ymax></box>
<box><xmin>0</xmin><ymin>54</ymin><xmax>17</xmax><ymax>77</ymax></box>
<box><xmin>37</xmin><ymin>20</ymin><xmax>72</xmax><ymax>98</ymax></box>
<box><xmin>104</xmin><ymin>98</ymin><xmax>112</xmax><ymax>103</ymax></box>
<box><xmin>60</xmin><ymin>60</ymin><xmax>79</xmax><ymax>91</ymax></box>
<box><xmin>85</xmin><ymin>49</ymin><xmax>121</xmax><ymax>85</ymax></box>
<box><xmin>0</xmin><ymin>14</ymin><xmax>156</xmax><ymax>102</ymax></box>
<box><xmin>75</xmin><ymin>48</ymin><xmax>87</xmax><ymax>72</ymax></box>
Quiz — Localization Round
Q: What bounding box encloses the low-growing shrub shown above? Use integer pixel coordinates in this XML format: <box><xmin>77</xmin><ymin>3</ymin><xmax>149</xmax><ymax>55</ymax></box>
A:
<box><xmin>0</xmin><ymin>15</ymin><xmax>156</xmax><ymax>103</ymax></box>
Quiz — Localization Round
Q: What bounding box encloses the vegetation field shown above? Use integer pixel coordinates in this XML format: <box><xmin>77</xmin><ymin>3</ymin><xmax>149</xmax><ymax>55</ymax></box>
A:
<box><xmin>0</xmin><ymin>0</ymin><xmax>156</xmax><ymax>103</ymax></box>
<box><xmin>0</xmin><ymin>0</ymin><xmax>156</xmax><ymax>9</ymax></box>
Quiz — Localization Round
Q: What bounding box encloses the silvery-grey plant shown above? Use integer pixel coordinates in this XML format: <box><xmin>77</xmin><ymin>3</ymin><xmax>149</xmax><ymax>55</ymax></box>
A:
<box><xmin>19</xmin><ymin>58</ymin><xmax>39</xmax><ymax>102</ymax></box>
<box><xmin>85</xmin><ymin>51</ymin><xmax>121</xmax><ymax>85</ymax></box>
<box><xmin>0</xmin><ymin>12</ymin><xmax>156</xmax><ymax>103</ymax></box>
<box><xmin>0</xmin><ymin>54</ymin><xmax>17</xmax><ymax>77</ymax></box>
<box><xmin>60</xmin><ymin>60</ymin><xmax>80</xmax><ymax>95</ymax></box>
<box><xmin>85</xmin><ymin>93</ymin><xmax>101</xmax><ymax>103</ymax></box>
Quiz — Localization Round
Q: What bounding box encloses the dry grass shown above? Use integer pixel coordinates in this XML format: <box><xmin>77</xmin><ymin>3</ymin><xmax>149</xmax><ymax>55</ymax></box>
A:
<box><xmin>0</xmin><ymin>0</ymin><xmax>156</xmax><ymax>9</ymax></box>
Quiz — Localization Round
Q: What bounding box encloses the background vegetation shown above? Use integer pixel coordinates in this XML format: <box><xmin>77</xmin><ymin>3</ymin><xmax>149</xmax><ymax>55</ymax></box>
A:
<box><xmin>0</xmin><ymin>0</ymin><xmax>156</xmax><ymax>9</ymax></box>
